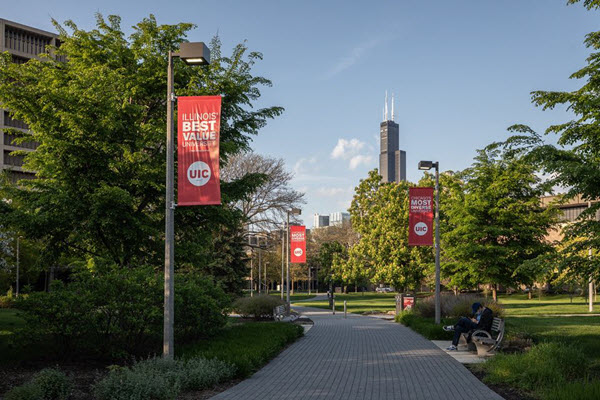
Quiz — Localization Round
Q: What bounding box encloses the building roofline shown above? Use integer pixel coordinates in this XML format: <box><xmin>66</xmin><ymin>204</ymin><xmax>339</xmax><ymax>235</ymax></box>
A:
<box><xmin>0</xmin><ymin>18</ymin><xmax>59</xmax><ymax>38</ymax></box>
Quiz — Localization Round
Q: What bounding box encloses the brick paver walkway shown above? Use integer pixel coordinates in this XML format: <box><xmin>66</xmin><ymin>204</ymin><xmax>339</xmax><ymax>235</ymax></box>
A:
<box><xmin>213</xmin><ymin>306</ymin><xmax>503</xmax><ymax>399</ymax></box>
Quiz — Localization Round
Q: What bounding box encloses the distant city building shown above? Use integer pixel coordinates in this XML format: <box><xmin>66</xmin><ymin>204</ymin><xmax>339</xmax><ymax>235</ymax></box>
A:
<box><xmin>0</xmin><ymin>19</ymin><xmax>64</xmax><ymax>183</ymax></box>
<box><xmin>313</xmin><ymin>214</ymin><xmax>330</xmax><ymax>228</ymax></box>
<box><xmin>329</xmin><ymin>212</ymin><xmax>350</xmax><ymax>226</ymax></box>
<box><xmin>379</xmin><ymin>92</ymin><xmax>406</xmax><ymax>183</ymax></box>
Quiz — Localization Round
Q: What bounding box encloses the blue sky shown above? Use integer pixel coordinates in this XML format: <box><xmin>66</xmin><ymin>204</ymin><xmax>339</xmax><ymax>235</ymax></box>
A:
<box><xmin>3</xmin><ymin>1</ymin><xmax>598</xmax><ymax>227</ymax></box>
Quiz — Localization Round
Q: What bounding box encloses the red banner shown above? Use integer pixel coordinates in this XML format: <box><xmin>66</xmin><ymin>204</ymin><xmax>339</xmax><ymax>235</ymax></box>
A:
<box><xmin>408</xmin><ymin>187</ymin><xmax>434</xmax><ymax>246</ymax></box>
<box><xmin>290</xmin><ymin>225</ymin><xmax>306</xmax><ymax>263</ymax></box>
<box><xmin>177</xmin><ymin>96</ymin><xmax>222</xmax><ymax>206</ymax></box>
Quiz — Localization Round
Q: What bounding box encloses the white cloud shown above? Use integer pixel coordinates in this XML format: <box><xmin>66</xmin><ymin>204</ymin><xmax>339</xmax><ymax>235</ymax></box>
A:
<box><xmin>326</xmin><ymin>37</ymin><xmax>384</xmax><ymax>78</ymax></box>
<box><xmin>331</xmin><ymin>138</ymin><xmax>365</xmax><ymax>160</ymax></box>
<box><xmin>349</xmin><ymin>154</ymin><xmax>374</xmax><ymax>170</ymax></box>
<box><xmin>330</xmin><ymin>138</ymin><xmax>375</xmax><ymax>170</ymax></box>
<box><xmin>293</xmin><ymin>156</ymin><xmax>318</xmax><ymax>176</ymax></box>
<box><xmin>315</xmin><ymin>187</ymin><xmax>346</xmax><ymax>197</ymax></box>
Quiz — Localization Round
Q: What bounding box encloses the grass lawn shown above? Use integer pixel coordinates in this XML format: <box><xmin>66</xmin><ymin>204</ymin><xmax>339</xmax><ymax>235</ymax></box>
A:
<box><xmin>498</xmin><ymin>293</ymin><xmax>595</xmax><ymax>316</ymax></box>
<box><xmin>269</xmin><ymin>292</ymin><xmax>317</xmax><ymax>302</ymax></box>
<box><xmin>297</xmin><ymin>292</ymin><xmax>398</xmax><ymax>314</ymax></box>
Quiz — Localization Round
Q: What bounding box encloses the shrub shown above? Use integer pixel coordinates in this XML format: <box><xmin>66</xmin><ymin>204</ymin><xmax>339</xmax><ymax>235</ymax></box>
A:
<box><xmin>414</xmin><ymin>293</ymin><xmax>504</xmax><ymax>319</ymax></box>
<box><xmin>232</xmin><ymin>295</ymin><xmax>283</xmax><ymax>320</ymax></box>
<box><xmin>0</xmin><ymin>294</ymin><xmax>14</xmax><ymax>308</ymax></box>
<box><xmin>32</xmin><ymin>368</ymin><xmax>72</xmax><ymax>400</ymax></box>
<box><xmin>482</xmin><ymin>342</ymin><xmax>585</xmax><ymax>391</ymax></box>
<box><xmin>4</xmin><ymin>383</ymin><xmax>43</xmax><ymax>400</ymax></box>
<box><xmin>174</xmin><ymin>274</ymin><xmax>229</xmax><ymax>342</ymax></box>
<box><xmin>13</xmin><ymin>268</ymin><xmax>229</xmax><ymax>359</ymax></box>
<box><xmin>4</xmin><ymin>368</ymin><xmax>71</xmax><ymax>400</ymax></box>
<box><xmin>94</xmin><ymin>356</ymin><xmax>236</xmax><ymax>400</ymax></box>
<box><xmin>395</xmin><ymin>310</ymin><xmax>454</xmax><ymax>340</ymax></box>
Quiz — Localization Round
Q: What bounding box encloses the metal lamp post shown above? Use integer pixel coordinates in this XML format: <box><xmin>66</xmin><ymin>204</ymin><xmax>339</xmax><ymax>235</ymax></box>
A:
<box><xmin>16</xmin><ymin>236</ymin><xmax>20</xmax><ymax>297</ymax></box>
<box><xmin>286</xmin><ymin>208</ymin><xmax>301</xmax><ymax>311</ymax></box>
<box><xmin>164</xmin><ymin>42</ymin><xmax>210</xmax><ymax>359</ymax></box>
<box><xmin>281</xmin><ymin>226</ymin><xmax>285</xmax><ymax>300</ymax></box>
<box><xmin>418</xmin><ymin>160</ymin><xmax>441</xmax><ymax>324</ymax></box>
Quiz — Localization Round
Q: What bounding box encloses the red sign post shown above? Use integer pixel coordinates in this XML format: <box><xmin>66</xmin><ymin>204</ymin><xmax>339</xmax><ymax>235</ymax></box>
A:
<box><xmin>177</xmin><ymin>96</ymin><xmax>222</xmax><ymax>206</ymax></box>
<box><xmin>408</xmin><ymin>187</ymin><xmax>434</xmax><ymax>246</ymax></box>
<box><xmin>290</xmin><ymin>226</ymin><xmax>306</xmax><ymax>263</ymax></box>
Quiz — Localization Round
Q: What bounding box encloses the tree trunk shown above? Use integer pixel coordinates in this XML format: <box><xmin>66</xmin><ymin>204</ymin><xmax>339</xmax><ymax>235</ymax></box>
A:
<box><xmin>355</xmin><ymin>284</ymin><xmax>358</xmax><ymax>293</ymax></box>
<box><xmin>453</xmin><ymin>287</ymin><xmax>458</xmax><ymax>296</ymax></box>
<box><xmin>492</xmin><ymin>285</ymin><xmax>497</xmax><ymax>302</ymax></box>
<box><xmin>528</xmin><ymin>290</ymin><xmax>532</xmax><ymax>300</ymax></box>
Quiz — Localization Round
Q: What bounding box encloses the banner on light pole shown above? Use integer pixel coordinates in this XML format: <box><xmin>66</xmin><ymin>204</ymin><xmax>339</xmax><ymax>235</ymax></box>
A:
<box><xmin>177</xmin><ymin>96</ymin><xmax>222</xmax><ymax>206</ymax></box>
<box><xmin>408</xmin><ymin>187</ymin><xmax>434</xmax><ymax>246</ymax></box>
<box><xmin>290</xmin><ymin>225</ymin><xmax>306</xmax><ymax>263</ymax></box>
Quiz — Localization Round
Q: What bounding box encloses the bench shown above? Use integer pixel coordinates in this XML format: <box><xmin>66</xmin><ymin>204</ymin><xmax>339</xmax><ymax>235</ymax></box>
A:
<box><xmin>471</xmin><ymin>317</ymin><xmax>505</xmax><ymax>356</ymax></box>
<box><xmin>273</xmin><ymin>305</ymin><xmax>286</xmax><ymax>321</ymax></box>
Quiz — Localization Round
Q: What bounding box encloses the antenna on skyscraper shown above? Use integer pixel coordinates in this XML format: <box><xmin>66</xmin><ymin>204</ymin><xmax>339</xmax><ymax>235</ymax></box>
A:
<box><xmin>384</xmin><ymin>91</ymin><xmax>388</xmax><ymax>121</ymax></box>
<box><xmin>391</xmin><ymin>93</ymin><xmax>395</xmax><ymax>122</ymax></box>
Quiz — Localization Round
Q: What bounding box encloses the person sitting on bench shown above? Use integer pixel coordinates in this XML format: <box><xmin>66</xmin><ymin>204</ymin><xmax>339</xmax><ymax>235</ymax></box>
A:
<box><xmin>443</xmin><ymin>302</ymin><xmax>493</xmax><ymax>351</ymax></box>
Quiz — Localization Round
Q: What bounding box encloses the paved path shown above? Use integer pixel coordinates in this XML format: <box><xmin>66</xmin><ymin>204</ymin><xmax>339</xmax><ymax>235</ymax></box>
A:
<box><xmin>212</xmin><ymin>306</ymin><xmax>503</xmax><ymax>400</ymax></box>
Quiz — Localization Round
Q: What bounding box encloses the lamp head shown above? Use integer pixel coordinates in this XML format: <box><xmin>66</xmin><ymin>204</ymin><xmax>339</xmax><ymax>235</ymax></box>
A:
<box><xmin>290</xmin><ymin>208</ymin><xmax>302</xmax><ymax>215</ymax></box>
<box><xmin>418</xmin><ymin>161</ymin><xmax>433</xmax><ymax>170</ymax></box>
<box><xmin>178</xmin><ymin>42</ymin><xmax>210</xmax><ymax>65</ymax></box>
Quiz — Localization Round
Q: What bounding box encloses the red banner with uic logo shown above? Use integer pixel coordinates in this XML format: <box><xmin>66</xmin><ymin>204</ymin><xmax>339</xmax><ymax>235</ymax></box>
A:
<box><xmin>408</xmin><ymin>187</ymin><xmax>434</xmax><ymax>246</ymax></box>
<box><xmin>177</xmin><ymin>96</ymin><xmax>221</xmax><ymax>206</ymax></box>
<box><xmin>290</xmin><ymin>225</ymin><xmax>306</xmax><ymax>263</ymax></box>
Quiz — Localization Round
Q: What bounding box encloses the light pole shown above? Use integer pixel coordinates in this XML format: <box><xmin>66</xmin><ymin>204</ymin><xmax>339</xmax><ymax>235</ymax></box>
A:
<box><xmin>418</xmin><ymin>160</ymin><xmax>441</xmax><ymax>324</ymax></box>
<box><xmin>265</xmin><ymin>262</ymin><xmax>269</xmax><ymax>294</ymax></box>
<box><xmin>164</xmin><ymin>42</ymin><xmax>210</xmax><ymax>359</ymax></box>
<box><xmin>281</xmin><ymin>226</ymin><xmax>285</xmax><ymax>300</ymax></box>
<box><xmin>286</xmin><ymin>208</ymin><xmax>301</xmax><ymax>311</ymax></box>
<box><xmin>16</xmin><ymin>236</ymin><xmax>20</xmax><ymax>297</ymax></box>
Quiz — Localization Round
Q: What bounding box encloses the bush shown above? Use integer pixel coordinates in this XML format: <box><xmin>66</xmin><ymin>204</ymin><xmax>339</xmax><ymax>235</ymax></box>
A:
<box><xmin>32</xmin><ymin>368</ymin><xmax>72</xmax><ymax>400</ymax></box>
<box><xmin>94</xmin><ymin>357</ymin><xmax>236</xmax><ymax>400</ymax></box>
<box><xmin>414</xmin><ymin>293</ymin><xmax>504</xmax><ymax>319</ymax></box>
<box><xmin>174</xmin><ymin>274</ymin><xmax>230</xmax><ymax>342</ymax></box>
<box><xmin>4</xmin><ymin>368</ymin><xmax>71</xmax><ymax>400</ymax></box>
<box><xmin>14</xmin><ymin>268</ymin><xmax>230</xmax><ymax>359</ymax></box>
<box><xmin>395</xmin><ymin>310</ymin><xmax>454</xmax><ymax>340</ymax></box>
<box><xmin>232</xmin><ymin>295</ymin><xmax>284</xmax><ymax>320</ymax></box>
<box><xmin>0</xmin><ymin>294</ymin><xmax>14</xmax><ymax>308</ymax></box>
<box><xmin>4</xmin><ymin>383</ymin><xmax>43</xmax><ymax>400</ymax></box>
<box><xmin>481</xmin><ymin>342</ymin><xmax>585</xmax><ymax>391</ymax></box>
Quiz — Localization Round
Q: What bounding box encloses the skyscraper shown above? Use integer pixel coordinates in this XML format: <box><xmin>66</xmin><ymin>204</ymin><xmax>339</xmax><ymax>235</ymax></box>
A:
<box><xmin>379</xmin><ymin>92</ymin><xmax>406</xmax><ymax>183</ymax></box>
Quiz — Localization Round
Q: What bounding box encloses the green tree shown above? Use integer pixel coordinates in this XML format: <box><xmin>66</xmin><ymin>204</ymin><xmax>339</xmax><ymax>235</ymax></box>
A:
<box><xmin>0</xmin><ymin>15</ymin><xmax>282</xmax><ymax>292</ymax></box>
<box><xmin>443</xmin><ymin>143</ymin><xmax>558</xmax><ymax>301</ymax></box>
<box><xmin>503</xmin><ymin>1</ymin><xmax>600</xmax><ymax>281</ymax></box>
<box><xmin>346</xmin><ymin>170</ymin><xmax>430</xmax><ymax>291</ymax></box>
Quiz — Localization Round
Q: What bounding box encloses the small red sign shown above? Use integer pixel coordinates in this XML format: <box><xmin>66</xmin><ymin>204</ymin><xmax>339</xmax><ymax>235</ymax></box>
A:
<box><xmin>408</xmin><ymin>187</ymin><xmax>434</xmax><ymax>246</ymax></box>
<box><xmin>290</xmin><ymin>225</ymin><xmax>306</xmax><ymax>263</ymax></box>
<box><xmin>177</xmin><ymin>96</ymin><xmax>221</xmax><ymax>206</ymax></box>
<box><xmin>403</xmin><ymin>297</ymin><xmax>415</xmax><ymax>310</ymax></box>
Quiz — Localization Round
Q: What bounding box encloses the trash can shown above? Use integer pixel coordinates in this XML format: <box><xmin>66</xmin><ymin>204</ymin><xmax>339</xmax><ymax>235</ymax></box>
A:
<box><xmin>396</xmin><ymin>294</ymin><xmax>416</xmax><ymax>314</ymax></box>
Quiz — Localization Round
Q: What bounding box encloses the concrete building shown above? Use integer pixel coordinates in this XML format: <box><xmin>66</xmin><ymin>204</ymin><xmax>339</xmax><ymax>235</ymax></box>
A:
<box><xmin>313</xmin><ymin>214</ymin><xmax>330</xmax><ymax>229</ymax></box>
<box><xmin>329</xmin><ymin>211</ymin><xmax>350</xmax><ymax>226</ymax></box>
<box><xmin>379</xmin><ymin>92</ymin><xmax>406</xmax><ymax>183</ymax></box>
<box><xmin>0</xmin><ymin>19</ymin><xmax>62</xmax><ymax>182</ymax></box>
<box><xmin>541</xmin><ymin>194</ymin><xmax>600</xmax><ymax>243</ymax></box>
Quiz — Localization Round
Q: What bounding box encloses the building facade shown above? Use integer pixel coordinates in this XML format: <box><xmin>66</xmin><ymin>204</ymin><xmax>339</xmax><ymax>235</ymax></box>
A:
<box><xmin>313</xmin><ymin>214</ymin><xmax>330</xmax><ymax>228</ymax></box>
<box><xmin>329</xmin><ymin>211</ymin><xmax>350</xmax><ymax>226</ymax></box>
<box><xmin>0</xmin><ymin>19</ymin><xmax>62</xmax><ymax>182</ymax></box>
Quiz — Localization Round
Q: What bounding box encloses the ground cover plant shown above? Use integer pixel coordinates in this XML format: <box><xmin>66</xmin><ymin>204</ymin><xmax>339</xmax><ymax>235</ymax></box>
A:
<box><xmin>94</xmin><ymin>357</ymin><xmax>236</xmax><ymax>400</ymax></box>
<box><xmin>179</xmin><ymin>322</ymin><xmax>303</xmax><ymax>378</ymax></box>
<box><xmin>4</xmin><ymin>368</ymin><xmax>72</xmax><ymax>400</ymax></box>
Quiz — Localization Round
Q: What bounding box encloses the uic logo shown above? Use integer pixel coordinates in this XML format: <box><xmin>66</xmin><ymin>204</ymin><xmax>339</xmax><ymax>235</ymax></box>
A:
<box><xmin>187</xmin><ymin>161</ymin><xmax>211</xmax><ymax>187</ymax></box>
<box><xmin>414</xmin><ymin>222</ymin><xmax>428</xmax><ymax>236</ymax></box>
<box><xmin>293</xmin><ymin>248</ymin><xmax>303</xmax><ymax>257</ymax></box>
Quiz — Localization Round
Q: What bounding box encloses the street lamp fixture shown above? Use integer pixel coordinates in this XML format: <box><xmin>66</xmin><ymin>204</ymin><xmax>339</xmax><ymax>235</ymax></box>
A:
<box><xmin>164</xmin><ymin>41</ymin><xmax>210</xmax><ymax>360</ymax></box>
<box><xmin>286</xmin><ymin>208</ymin><xmax>301</xmax><ymax>311</ymax></box>
<box><xmin>418</xmin><ymin>160</ymin><xmax>441</xmax><ymax>324</ymax></box>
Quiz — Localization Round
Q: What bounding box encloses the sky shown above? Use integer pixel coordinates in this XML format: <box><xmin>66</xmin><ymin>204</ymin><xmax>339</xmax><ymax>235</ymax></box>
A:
<box><xmin>3</xmin><ymin>1</ymin><xmax>598</xmax><ymax>227</ymax></box>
